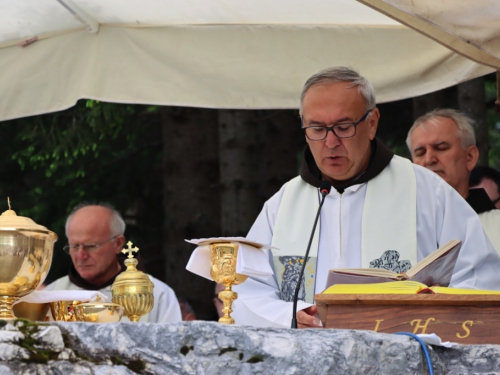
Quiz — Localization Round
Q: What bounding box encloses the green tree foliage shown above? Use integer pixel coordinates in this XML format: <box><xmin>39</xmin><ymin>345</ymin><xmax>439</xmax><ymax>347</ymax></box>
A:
<box><xmin>0</xmin><ymin>100</ymin><xmax>163</xmax><ymax>281</ymax></box>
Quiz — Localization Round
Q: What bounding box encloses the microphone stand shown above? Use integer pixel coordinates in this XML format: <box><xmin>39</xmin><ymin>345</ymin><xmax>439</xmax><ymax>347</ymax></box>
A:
<box><xmin>291</xmin><ymin>182</ymin><xmax>331</xmax><ymax>328</ymax></box>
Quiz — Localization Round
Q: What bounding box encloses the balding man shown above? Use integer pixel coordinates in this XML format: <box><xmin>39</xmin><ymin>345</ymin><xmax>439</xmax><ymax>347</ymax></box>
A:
<box><xmin>407</xmin><ymin>108</ymin><xmax>500</xmax><ymax>255</ymax></box>
<box><xmin>45</xmin><ymin>203</ymin><xmax>182</xmax><ymax>323</ymax></box>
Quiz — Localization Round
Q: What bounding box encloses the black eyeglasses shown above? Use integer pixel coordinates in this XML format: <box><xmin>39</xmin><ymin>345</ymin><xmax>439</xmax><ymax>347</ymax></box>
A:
<box><xmin>63</xmin><ymin>236</ymin><xmax>118</xmax><ymax>254</ymax></box>
<box><xmin>301</xmin><ymin>109</ymin><xmax>373</xmax><ymax>141</ymax></box>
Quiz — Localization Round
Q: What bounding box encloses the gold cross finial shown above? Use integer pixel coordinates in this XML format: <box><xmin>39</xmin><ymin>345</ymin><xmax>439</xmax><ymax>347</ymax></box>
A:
<box><xmin>122</xmin><ymin>241</ymin><xmax>139</xmax><ymax>258</ymax></box>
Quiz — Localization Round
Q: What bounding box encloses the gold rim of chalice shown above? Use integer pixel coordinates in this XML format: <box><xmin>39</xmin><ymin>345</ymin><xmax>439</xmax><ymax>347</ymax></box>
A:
<box><xmin>74</xmin><ymin>302</ymin><xmax>124</xmax><ymax>323</ymax></box>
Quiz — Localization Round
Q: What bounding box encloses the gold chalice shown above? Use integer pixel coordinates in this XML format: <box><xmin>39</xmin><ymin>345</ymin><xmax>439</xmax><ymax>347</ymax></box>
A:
<box><xmin>0</xmin><ymin>199</ymin><xmax>57</xmax><ymax>320</ymax></box>
<box><xmin>49</xmin><ymin>300</ymin><xmax>84</xmax><ymax>321</ymax></box>
<box><xmin>74</xmin><ymin>302</ymin><xmax>124</xmax><ymax>323</ymax></box>
<box><xmin>210</xmin><ymin>242</ymin><xmax>248</xmax><ymax>324</ymax></box>
<box><xmin>111</xmin><ymin>242</ymin><xmax>154</xmax><ymax>322</ymax></box>
<box><xmin>13</xmin><ymin>302</ymin><xmax>50</xmax><ymax>321</ymax></box>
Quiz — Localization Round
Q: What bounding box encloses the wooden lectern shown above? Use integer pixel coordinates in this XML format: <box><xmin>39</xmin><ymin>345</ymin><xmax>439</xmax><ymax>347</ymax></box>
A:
<box><xmin>315</xmin><ymin>293</ymin><xmax>500</xmax><ymax>345</ymax></box>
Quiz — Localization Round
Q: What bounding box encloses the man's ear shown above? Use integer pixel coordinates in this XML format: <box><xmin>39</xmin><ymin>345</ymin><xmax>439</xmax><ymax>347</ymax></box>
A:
<box><xmin>114</xmin><ymin>235</ymin><xmax>126</xmax><ymax>254</ymax></box>
<box><xmin>368</xmin><ymin>108</ymin><xmax>380</xmax><ymax>140</ymax></box>
<box><xmin>466</xmin><ymin>145</ymin><xmax>479</xmax><ymax>172</ymax></box>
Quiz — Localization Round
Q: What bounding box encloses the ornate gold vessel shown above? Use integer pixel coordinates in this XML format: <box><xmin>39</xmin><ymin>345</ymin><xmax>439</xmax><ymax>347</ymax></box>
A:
<box><xmin>210</xmin><ymin>242</ymin><xmax>248</xmax><ymax>324</ymax></box>
<box><xmin>49</xmin><ymin>300</ymin><xmax>84</xmax><ymax>321</ymax></box>
<box><xmin>74</xmin><ymin>302</ymin><xmax>124</xmax><ymax>323</ymax></box>
<box><xmin>0</xmin><ymin>199</ymin><xmax>57</xmax><ymax>320</ymax></box>
<box><xmin>111</xmin><ymin>242</ymin><xmax>154</xmax><ymax>322</ymax></box>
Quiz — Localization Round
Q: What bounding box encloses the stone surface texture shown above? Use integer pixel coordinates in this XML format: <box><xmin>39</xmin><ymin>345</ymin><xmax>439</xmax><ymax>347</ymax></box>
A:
<box><xmin>0</xmin><ymin>320</ymin><xmax>499</xmax><ymax>374</ymax></box>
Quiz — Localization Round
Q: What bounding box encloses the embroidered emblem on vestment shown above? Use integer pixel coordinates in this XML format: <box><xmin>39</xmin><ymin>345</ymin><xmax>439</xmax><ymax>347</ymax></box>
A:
<box><xmin>278</xmin><ymin>256</ymin><xmax>312</xmax><ymax>302</ymax></box>
<box><xmin>369</xmin><ymin>250</ymin><xmax>412</xmax><ymax>273</ymax></box>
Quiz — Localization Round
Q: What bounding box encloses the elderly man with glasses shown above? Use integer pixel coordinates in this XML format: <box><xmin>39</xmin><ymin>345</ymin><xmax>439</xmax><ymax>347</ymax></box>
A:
<box><xmin>231</xmin><ymin>66</ymin><xmax>500</xmax><ymax>329</ymax></box>
<box><xmin>45</xmin><ymin>203</ymin><xmax>181</xmax><ymax>323</ymax></box>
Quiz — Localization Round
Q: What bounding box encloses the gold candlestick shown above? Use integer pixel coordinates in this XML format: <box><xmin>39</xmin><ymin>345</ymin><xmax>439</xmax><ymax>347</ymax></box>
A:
<box><xmin>210</xmin><ymin>242</ymin><xmax>248</xmax><ymax>324</ymax></box>
<box><xmin>111</xmin><ymin>241</ymin><xmax>154</xmax><ymax>322</ymax></box>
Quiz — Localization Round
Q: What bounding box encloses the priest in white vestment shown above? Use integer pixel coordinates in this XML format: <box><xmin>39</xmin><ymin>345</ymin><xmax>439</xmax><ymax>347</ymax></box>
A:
<box><xmin>232</xmin><ymin>66</ymin><xmax>500</xmax><ymax>329</ymax></box>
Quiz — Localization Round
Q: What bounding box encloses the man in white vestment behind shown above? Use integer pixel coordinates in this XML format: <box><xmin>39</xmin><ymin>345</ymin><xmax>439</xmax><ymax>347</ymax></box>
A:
<box><xmin>407</xmin><ymin>109</ymin><xmax>500</xmax><ymax>255</ymax></box>
<box><xmin>45</xmin><ymin>203</ymin><xmax>182</xmax><ymax>323</ymax></box>
<box><xmin>232</xmin><ymin>66</ymin><xmax>500</xmax><ymax>329</ymax></box>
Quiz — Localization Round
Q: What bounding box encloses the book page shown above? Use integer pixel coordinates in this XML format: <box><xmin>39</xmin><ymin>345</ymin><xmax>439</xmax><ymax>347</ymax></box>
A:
<box><xmin>428</xmin><ymin>286</ymin><xmax>500</xmax><ymax>295</ymax></box>
<box><xmin>324</xmin><ymin>280</ymin><xmax>428</xmax><ymax>294</ymax></box>
<box><xmin>328</xmin><ymin>267</ymin><xmax>399</xmax><ymax>278</ymax></box>
<box><xmin>324</xmin><ymin>239</ymin><xmax>461</xmax><ymax>289</ymax></box>
<box><xmin>407</xmin><ymin>240</ymin><xmax>462</xmax><ymax>286</ymax></box>
<box><xmin>325</xmin><ymin>269</ymin><xmax>400</xmax><ymax>289</ymax></box>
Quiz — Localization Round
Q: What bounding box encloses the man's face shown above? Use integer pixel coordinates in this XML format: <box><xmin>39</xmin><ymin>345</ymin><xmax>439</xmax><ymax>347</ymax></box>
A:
<box><xmin>471</xmin><ymin>177</ymin><xmax>500</xmax><ymax>209</ymax></box>
<box><xmin>66</xmin><ymin>206</ymin><xmax>124</xmax><ymax>285</ymax></box>
<box><xmin>409</xmin><ymin>117</ymin><xmax>478</xmax><ymax>197</ymax></box>
<box><xmin>301</xmin><ymin>82</ymin><xmax>379</xmax><ymax>184</ymax></box>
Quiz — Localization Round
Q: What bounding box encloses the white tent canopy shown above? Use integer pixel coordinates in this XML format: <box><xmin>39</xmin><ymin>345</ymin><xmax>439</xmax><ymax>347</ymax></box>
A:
<box><xmin>0</xmin><ymin>0</ymin><xmax>495</xmax><ymax>121</ymax></box>
<box><xmin>360</xmin><ymin>0</ymin><xmax>500</xmax><ymax>70</ymax></box>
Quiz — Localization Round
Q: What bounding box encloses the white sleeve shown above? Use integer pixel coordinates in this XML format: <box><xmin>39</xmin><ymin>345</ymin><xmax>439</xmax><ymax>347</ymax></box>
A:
<box><xmin>414</xmin><ymin>165</ymin><xmax>500</xmax><ymax>291</ymax></box>
<box><xmin>232</xmin><ymin>187</ymin><xmax>312</xmax><ymax>328</ymax></box>
<box><xmin>43</xmin><ymin>280</ymin><xmax>57</xmax><ymax>291</ymax></box>
<box><xmin>148</xmin><ymin>276</ymin><xmax>182</xmax><ymax>323</ymax></box>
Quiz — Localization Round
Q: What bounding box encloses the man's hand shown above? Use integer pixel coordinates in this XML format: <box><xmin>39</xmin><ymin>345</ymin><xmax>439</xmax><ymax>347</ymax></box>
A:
<box><xmin>297</xmin><ymin>305</ymin><xmax>321</xmax><ymax>329</ymax></box>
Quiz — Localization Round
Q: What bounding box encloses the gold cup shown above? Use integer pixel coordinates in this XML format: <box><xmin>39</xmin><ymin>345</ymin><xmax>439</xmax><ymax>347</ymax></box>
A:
<box><xmin>50</xmin><ymin>300</ymin><xmax>84</xmax><ymax>321</ymax></box>
<box><xmin>74</xmin><ymin>302</ymin><xmax>124</xmax><ymax>323</ymax></box>
<box><xmin>210</xmin><ymin>242</ymin><xmax>248</xmax><ymax>324</ymax></box>
<box><xmin>13</xmin><ymin>302</ymin><xmax>50</xmax><ymax>321</ymax></box>
<box><xmin>0</xmin><ymin>201</ymin><xmax>57</xmax><ymax>320</ymax></box>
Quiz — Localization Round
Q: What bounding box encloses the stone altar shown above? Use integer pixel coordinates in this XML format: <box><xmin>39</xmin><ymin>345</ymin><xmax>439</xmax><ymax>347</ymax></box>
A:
<box><xmin>0</xmin><ymin>320</ymin><xmax>499</xmax><ymax>374</ymax></box>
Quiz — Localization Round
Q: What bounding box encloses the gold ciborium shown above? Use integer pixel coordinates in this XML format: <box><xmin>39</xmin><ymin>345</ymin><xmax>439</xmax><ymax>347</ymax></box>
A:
<box><xmin>0</xmin><ymin>199</ymin><xmax>57</xmax><ymax>320</ymax></box>
<box><xmin>74</xmin><ymin>302</ymin><xmax>124</xmax><ymax>323</ymax></box>
<box><xmin>111</xmin><ymin>241</ymin><xmax>154</xmax><ymax>322</ymax></box>
<box><xmin>210</xmin><ymin>242</ymin><xmax>248</xmax><ymax>324</ymax></box>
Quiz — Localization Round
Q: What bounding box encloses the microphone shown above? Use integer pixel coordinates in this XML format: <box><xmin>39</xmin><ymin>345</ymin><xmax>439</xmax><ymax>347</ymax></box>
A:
<box><xmin>291</xmin><ymin>180</ymin><xmax>332</xmax><ymax>328</ymax></box>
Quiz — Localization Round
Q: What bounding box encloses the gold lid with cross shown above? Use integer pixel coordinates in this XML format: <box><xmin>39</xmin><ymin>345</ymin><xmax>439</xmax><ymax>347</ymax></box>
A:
<box><xmin>111</xmin><ymin>241</ymin><xmax>154</xmax><ymax>322</ymax></box>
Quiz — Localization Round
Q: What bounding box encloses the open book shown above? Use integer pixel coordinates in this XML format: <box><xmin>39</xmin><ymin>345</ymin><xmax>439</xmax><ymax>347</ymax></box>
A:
<box><xmin>323</xmin><ymin>280</ymin><xmax>500</xmax><ymax>295</ymax></box>
<box><xmin>325</xmin><ymin>239</ymin><xmax>462</xmax><ymax>289</ymax></box>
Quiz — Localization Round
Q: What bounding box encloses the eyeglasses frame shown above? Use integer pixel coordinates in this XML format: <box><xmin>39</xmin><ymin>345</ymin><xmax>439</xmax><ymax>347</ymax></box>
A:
<box><xmin>301</xmin><ymin>108</ymin><xmax>373</xmax><ymax>141</ymax></box>
<box><xmin>63</xmin><ymin>235</ymin><xmax>119</xmax><ymax>255</ymax></box>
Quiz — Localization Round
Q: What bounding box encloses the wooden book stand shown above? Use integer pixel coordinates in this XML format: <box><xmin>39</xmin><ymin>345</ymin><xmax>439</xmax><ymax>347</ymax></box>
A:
<box><xmin>315</xmin><ymin>293</ymin><xmax>500</xmax><ymax>344</ymax></box>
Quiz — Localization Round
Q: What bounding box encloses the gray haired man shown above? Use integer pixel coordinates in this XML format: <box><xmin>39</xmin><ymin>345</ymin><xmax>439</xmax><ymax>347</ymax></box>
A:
<box><xmin>232</xmin><ymin>67</ymin><xmax>500</xmax><ymax>329</ymax></box>
<box><xmin>408</xmin><ymin>108</ymin><xmax>500</xmax><ymax>256</ymax></box>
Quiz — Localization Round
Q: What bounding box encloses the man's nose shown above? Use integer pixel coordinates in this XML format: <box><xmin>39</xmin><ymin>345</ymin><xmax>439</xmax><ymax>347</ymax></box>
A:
<box><xmin>74</xmin><ymin>246</ymin><xmax>89</xmax><ymax>259</ymax></box>
<box><xmin>325</xmin><ymin>129</ymin><xmax>341</xmax><ymax>148</ymax></box>
<box><xmin>423</xmin><ymin>150</ymin><xmax>437</xmax><ymax>166</ymax></box>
